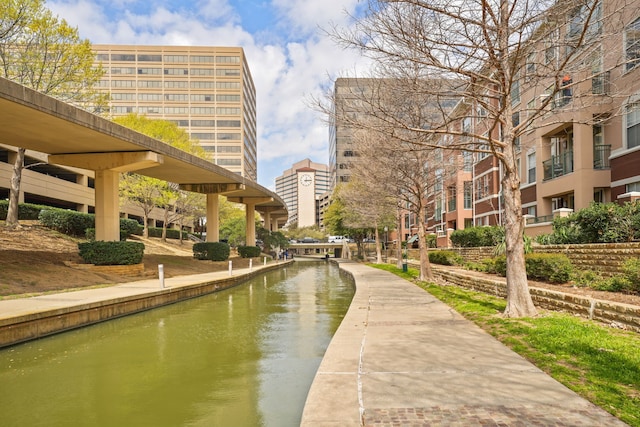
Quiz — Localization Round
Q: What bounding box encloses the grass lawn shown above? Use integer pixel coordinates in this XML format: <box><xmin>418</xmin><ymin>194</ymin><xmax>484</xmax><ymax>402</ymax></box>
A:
<box><xmin>370</xmin><ymin>263</ymin><xmax>640</xmax><ymax>427</ymax></box>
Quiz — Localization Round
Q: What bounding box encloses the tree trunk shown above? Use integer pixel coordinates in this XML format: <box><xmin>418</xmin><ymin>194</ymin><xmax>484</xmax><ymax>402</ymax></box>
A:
<box><xmin>374</xmin><ymin>225</ymin><xmax>382</xmax><ymax>264</ymax></box>
<box><xmin>142</xmin><ymin>215</ymin><xmax>149</xmax><ymax>238</ymax></box>
<box><xmin>417</xmin><ymin>205</ymin><xmax>433</xmax><ymax>281</ymax></box>
<box><xmin>396</xmin><ymin>209</ymin><xmax>403</xmax><ymax>269</ymax></box>
<box><xmin>502</xmin><ymin>167</ymin><xmax>538</xmax><ymax>318</ymax></box>
<box><xmin>161</xmin><ymin>209</ymin><xmax>168</xmax><ymax>242</ymax></box>
<box><xmin>5</xmin><ymin>148</ymin><xmax>25</xmax><ymax>229</ymax></box>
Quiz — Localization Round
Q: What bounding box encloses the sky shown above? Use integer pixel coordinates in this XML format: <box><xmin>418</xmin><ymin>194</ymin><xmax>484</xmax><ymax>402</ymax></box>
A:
<box><xmin>46</xmin><ymin>0</ymin><xmax>371</xmax><ymax>190</ymax></box>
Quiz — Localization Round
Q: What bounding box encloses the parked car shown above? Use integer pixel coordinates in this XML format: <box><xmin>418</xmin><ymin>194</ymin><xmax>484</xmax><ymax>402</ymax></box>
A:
<box><xmin>328</xmin><ymin>235</ymin><xmax>347</xmax><ymax>243</ymax></box>
<box><xmin>300</xmin><ymin>237</ymin><xmax>320</xmax><ymax>243</ymax></box>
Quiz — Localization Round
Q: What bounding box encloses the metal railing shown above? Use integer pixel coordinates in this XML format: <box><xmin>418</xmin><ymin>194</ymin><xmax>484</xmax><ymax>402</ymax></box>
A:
<box><xmin>543</xmin><ymin>150</ymin><xmax>574</xmax><ymax>181</ymax></box>
<box><xmin>526</xmin><ymin>214</ymin><xmax>554</xmax><ymax>225</ymax></box>
<box><xmin>593</xmin><ymin>144</ymin><xmax>611</xmax><ymax>169</ymax></box>
<box><xmin>592</xmin><ymin>71</ymin><xmax>610</xmax><ymax>95</ymax></box>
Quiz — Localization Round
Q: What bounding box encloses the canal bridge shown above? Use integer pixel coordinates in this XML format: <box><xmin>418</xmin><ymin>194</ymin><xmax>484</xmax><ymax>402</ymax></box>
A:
<box><xmin>288</xmin><ymin>242</ymin><xmax>347</xmax><ymax>258</ymax></box>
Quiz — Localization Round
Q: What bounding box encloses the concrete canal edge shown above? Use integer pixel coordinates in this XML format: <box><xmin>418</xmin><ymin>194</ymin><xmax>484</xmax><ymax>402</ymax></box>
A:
<box><xmin>0</xmin><ymin>260</ymin><xmax>294</xmax><ymax>349</ymax></box>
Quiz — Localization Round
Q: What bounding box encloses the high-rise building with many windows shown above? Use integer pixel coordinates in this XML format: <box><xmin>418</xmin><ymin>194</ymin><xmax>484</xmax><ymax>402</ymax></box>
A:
<box><xmin>93</xmin><ymin>45</ymin><xmax>257</xmax><ymax>180</ymax></box>
<box><xmin>275</xmin><ymin>159</ymin><xmax>330</xmax><ymax>228</ymax></box>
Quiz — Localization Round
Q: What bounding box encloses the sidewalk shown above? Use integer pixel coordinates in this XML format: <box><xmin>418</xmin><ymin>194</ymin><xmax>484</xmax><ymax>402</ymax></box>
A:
<box><xmin>300</xmin><ymin>261</ymin><xmax>628</xmax><ymax>426</ymax></box>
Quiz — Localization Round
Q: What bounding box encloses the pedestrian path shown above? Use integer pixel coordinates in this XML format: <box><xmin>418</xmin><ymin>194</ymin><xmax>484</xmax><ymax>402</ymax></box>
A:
<box><xmin>300</xmin><ymin>261</ymin><xmax>628</xmax><ymax>426</ymax></box>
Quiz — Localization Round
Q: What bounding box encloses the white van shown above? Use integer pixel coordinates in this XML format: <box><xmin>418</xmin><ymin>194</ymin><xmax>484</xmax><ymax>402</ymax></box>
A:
<box><xmin>328</xmin><ymin>235</ymin><xmax>347</xmax><ymax>243</ymax></box>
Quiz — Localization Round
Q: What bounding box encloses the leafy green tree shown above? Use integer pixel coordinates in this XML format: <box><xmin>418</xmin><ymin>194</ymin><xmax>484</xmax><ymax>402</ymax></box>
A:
<box><xmin>115</xmin><ymin>115</ymin><xmax>206</xmax><ymax>238</ymax></box>
<box><xmin>1</xmin><ymin>1</ymin><xmax>106</xmax><ymax>228</ymax></box>
<box><xmin>324</xmin><ymin>186</ymin><xmax>373</xmax><ymax>259</ymax></box>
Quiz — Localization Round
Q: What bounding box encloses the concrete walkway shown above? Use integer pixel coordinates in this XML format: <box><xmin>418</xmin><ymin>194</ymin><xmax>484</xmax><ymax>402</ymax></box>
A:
<box><xmin>300</xmin><ymin>261</ymin><xmax>628</xmax><ymax>426</ymax></box>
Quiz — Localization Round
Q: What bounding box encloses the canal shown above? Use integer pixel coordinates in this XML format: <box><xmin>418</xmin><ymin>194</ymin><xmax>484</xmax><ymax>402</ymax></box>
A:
<box><xmin>0</xmin><ymin>260</ymin><xmax>354</xmax><ymax>427</ymax></box>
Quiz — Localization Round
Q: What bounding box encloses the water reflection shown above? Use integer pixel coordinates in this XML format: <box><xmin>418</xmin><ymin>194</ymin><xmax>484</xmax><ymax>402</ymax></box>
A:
<box><xmin>0</xmin><ymin>261</ymin><xmax>354</xmax><ymax>427</ymax></box>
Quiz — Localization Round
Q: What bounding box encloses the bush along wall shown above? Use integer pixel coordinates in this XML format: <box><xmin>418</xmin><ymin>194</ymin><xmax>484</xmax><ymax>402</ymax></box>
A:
<box><xmin>147</xmin><ymin>227</ymin><xmax>188</xmax><ymax>240</ymax></box>
<box><xmin>0</xmin><ymin>201</ymin><xmax>50</xmax><ymax>220</ymax></box>
<box><xmin>39</xmin><ymin>209</ymin><xmax>95</xmax><ymax>236</ymax></box>
<box><xmin>237</xmin><ymin>245</ymin><xmax>261</xmax><ymax>258</ymax></box>
<box><xmin>493</xmin><ymin>253</ymin><xmax>572</xmax><ymax>284</ymax></box>
<box><xmin>193</xmin><ymin>242</ymin><xmax>230</xmax><ymax>261</ymax></box>
<box><xmin>77</xmin><ymin>241</ymin><xmax>145</xmax><ymax>265</ymax></box>
<box><xmin>428</xmin><ymin>250</ymin><xmax>463</xmax><ymax>266</ymax></box>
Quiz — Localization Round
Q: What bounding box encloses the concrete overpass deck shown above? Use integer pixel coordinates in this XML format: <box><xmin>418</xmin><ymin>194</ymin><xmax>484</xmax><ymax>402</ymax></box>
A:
<box><xmin>0</xmin><ymin>77</ymin><xmax>287</xmax><ymax>242</ymax></box>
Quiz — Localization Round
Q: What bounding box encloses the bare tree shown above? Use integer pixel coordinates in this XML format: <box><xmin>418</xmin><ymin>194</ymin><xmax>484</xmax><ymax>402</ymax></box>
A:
<box><xmin>324</xmin><ymin>0</ymin><xmax>638</xmax><ymax>317</ymax></box>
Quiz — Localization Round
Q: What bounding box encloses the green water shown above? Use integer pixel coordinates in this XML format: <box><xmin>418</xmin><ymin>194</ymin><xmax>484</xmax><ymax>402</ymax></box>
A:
<box><xmin>0</xmin><ymin>261</ymin><xmax>354</xmax><ymax>427</ymax></box>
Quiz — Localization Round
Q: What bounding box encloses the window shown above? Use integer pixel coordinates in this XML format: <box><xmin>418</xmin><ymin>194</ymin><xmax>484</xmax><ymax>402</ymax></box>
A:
<box><xmin>217</xmin><ymin>120</ymin><xmax>241</xmax><ymax>127</ymax></box>
<box><xmin>216</xmin><ymin>56</ymin><xmax>240</xmax><ymax>63</ymax></box>
<box><xmin>463</xmin><ymin>182</ymin><xmax>472</xmax><ymax>209</ymax></box>
<box><xmin>626</xmin><ymin>181</ymin><xmax>640</xmax><ymax>192</ymax></box>
<box><xmin>216</xmin><ymin>68</ymin><xmax>241</xmax><ymax>76</ymax></box>
<box><xmin>217</xmin><ymin>159</ymin><xmax>241</xmax><ymax>166</ymax></box>
<box><xmin>191</xmin><ymin>107</ymin><xmax>215</xmax><ymax>114</ymax></box>
<box><xmin>137</xmin><ymin>67</ymin><xmax>161</xmax><ymax>75</ymax></box>
<box><xmin>138</xmin><ymin>80</ymin><xmax>161</xmax><ymax>88</ymax></box>
<box><xmin>191</xmin><ymin>120</ymin><xmax>216</xmax><ymax>127</ymax></box>
<box><xmin>112</xmin><ymin>106</ymin><xmax>135</xmax><ymax>113</ymax></box>
<box><xmin>217</xmin><ymin>145</ymin><xmax>242</xmax><ymax>152</ymax></box>
<box><xmin>626</xmin><ymin>101</ymin><xmax>640</xmax><ymax>149</ymax></box>
<box><xmin>111</xmin><ymin>67</ymin><xmax>135</xmax><ymax>74</ymax></box>
<box><xmin>138</xmin><ymin>93</ymin><xmax>162</xmax><ymax>101</ymax></box>
<box><xmin>165</xmin><ymin>94</ymin><xmax>188</xmax><ymax>101</ymax></box>
<box><xmin>191</xmin><ymin>81</ymin><xmax>214</xmax><ymax>89</ymax></box>
<box><xmin>216</xmin><ymin>82</ymin><xmax>241</xmax><ymax>89</ymax></box>
<box><xmin>626</xmin><ymin>17</ymin><xmax>640</xmax><ymax>72</ymax></box>
<box><xmin>111</xmin><ymin>93</ymin><xmax>135</xmax><ymax>100</ymax></box>
<box><xmin>525</xmin><ymin>52</ymin><xmax>536</xmax><ymax>81</ymax></box>
<box><xmin>217</xmin><ymin>133</ymin><xmax>241</xmax><ymax>140</ymax></box>
<box><xmin>164</xmin><ymin>107</ymin><xmax>188</xmax><ymax>114</ymax></box>
<box><xmin>137</xmin><ymin>106</ymin><xmax>161</xmax><ymax>114</ymax></box>
<box><xmin>112</xmin><ymin>80</ymin><xmax>135</xmax><ymax>88</ymax></box>
<box><xmin>164</xmin><ymin>55</ymin><xmax>188</xmax><ymax>62</ymax></box>
<box><xmin>544</xmin><ymin>30</ymin><xmax>558</xmax><ymax>64</ymax></box>
<box><xmin>217</xmin><ymin>107</ymin><xmax>240</xmax><ymax>115</ymax></box>
<box><xmin>510</xmin><ymin>76</ymin><xmax>520</xmax><ymax>105</ymax></box>
<box><xmin>447</xmin><ymin>185</ymin><xmax>457</xmax><ymax>212</ymax></box>
<box><xmin>164</xmin><ymin>68</ymin><xmax>188</xmax><ymax>75</ymax></box>
<box><xmin>527</xmin><ymin>152</ymin><xmax>536</xmax><ymax>183</ymax></box>
<box><xmin>137</xmin><ymin>54</ymin><xmax>162</xmax><ymax>62</ymax></box>
<box><xmin>190</xmin><ymin>55</ymin><xmax>214</xmax><ymax>63</ymax></box>
<box><xmin>95</xmin><ymin>53</ymin><xmax>109</xmax><ymax>61</ymax></box>
<box><xmin>190</xmin><ymin>68</ymin><xmax>214</xmax><ymax>76</ymax></box>
<box><xmin>190</xmin><ymin>133</ymin><xmax>215</xmax><ymax>140</ymax></box>
<box><xmin>512</xmin><ymin>112</ymin><xmax>520</xmax><ymax>150</ymax></box>
<box><xmin>463</xmin><ymin>151</ymin><xmax>473</xmax><ymax>172</ymax></box>
<box><xmin>111</xmin><ymin>54</ymin><xmax>135</xmax><ymax>61</ymax></box>
<box><xmin>217</xmin><ymin>94</ymin><xmax>241</xmax><ymax>102</ymax></box>
<box><xmin>165</xmin><ymin>81</ymin><xmax>188</xmax><ymax>88</ymax></box>
<box><xmin>191</xmin><ymin>94</ymin><xmax>214</xmax><ymax>102</ymax></box>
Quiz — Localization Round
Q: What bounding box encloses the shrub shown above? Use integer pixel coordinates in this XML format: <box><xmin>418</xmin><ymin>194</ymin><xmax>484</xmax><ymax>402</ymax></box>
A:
<box><xmin>39</xmin><ymin>209</ymin><xmax>94</xmax><ymax>236</ymax></box>
<box><xmin>494</xmin><ymin>255</ymin><xmax>507</xmax><ymax>276</ymax></box>
<box><xmin>85</xmin><ymin>228</ymin><xmax>132</xmax><ymax>242</ymax></box>
<box><xmin>429</xmin><ymin>250</ymin><xmax>463</xmax><ymax>265</ymax></box>
<box><xmin>193</xmin><ymin>242</ymin><xmax>230</xmax><ymax>261</ymax></box>
<box><xmin>621</xmin><ymin>257</ymin><xmax>640</xmax><ymax>293</ymax></box>
<box><xmin>120</xmin><ymin>218</ymin><xmax>142</xmax><ymax>238</ymax></box>
<box><xmin>525</xmin><ymin>253</ymin><xmax>572</xmax><ymax>283</ymax></box>
<box><xmin>237</xmin><ymin>245</ymin><xmax>261</xmax><ymax>258</ymax></box>
<box><xmin>0</xmin><ymin>201</ymin><xmax>50</xmax><ymax>220</ymax></box>
<box><xmin>590</xmin><ymin>276</ymin><xmax>631</xmax><ymax>292</ymax></box>
<box><xmin>77</xmin><ymin>241</ymin><xmax>144</xmax><ymax>265</ymax></box>
<box><xmin>147</xmin><ymin>227</ymin><xmax>187</xmax><ymax>240</ymax></box>
<box><xmin>571</xmin><ymin>270</ymin><xmax>604</xmax><ymax>288</ymax></box>
<box><xmin>490</xmin><ymin>253</ymin><xmax>571</xmax><ymax>283</ymax></box>
<box><xmin>450</xmin><ymin>226</ymin><xmax>504</xmax><ymax>247</ymax></box>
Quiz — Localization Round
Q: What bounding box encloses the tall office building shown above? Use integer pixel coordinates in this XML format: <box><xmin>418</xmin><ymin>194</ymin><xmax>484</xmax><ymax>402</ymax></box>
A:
<box><xmin>93</xmin><ymin>45</ymin><xmax>257</xmax><ymax>180</ymax></box>
<box><xmin>275</xmin><ymin>159</ymin><xmax>330</xmax><ymax>228</ymax></box>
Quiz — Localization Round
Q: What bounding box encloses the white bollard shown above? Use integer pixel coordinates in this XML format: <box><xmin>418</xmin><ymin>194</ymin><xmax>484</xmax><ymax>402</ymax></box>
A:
<box><xmin>263</xmin><ymin>256</ymin><xmax>267</xmax><ymax>266</ymax></box>
<box><xmin>228</xmin><ymin>260</ymin><xmax>232</xmax><ymax>276</ymax></box>
<box><xmin>249</xmin><ymin>258</ymin><xmax>253</xmax><ymax>272</ymax></box>
<box><xmin>158</xmin><ymin>264</ymin><xmax>165</xmax><ymax>288</ymax></box>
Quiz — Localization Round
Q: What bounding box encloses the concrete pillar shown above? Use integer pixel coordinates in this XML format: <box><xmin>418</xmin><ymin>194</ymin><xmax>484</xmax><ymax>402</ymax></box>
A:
<box><xmin>94</xmin><ymin>169</ymin><xmax>120</xmax><ymax>241</ymax></box>
<box><xmin>246</xmin><ymin>202</ymin><xmax>256</xmax><ymax>246</ymax></box>
<box><xmin>263</xmin><ymin>210</ymin><xmax>271</xmax><ymax>231</ymax></box>
<box><xmin>206</xmin><ymin>193</ymin><xmax>220</xmax><ymax>242</ymax></box>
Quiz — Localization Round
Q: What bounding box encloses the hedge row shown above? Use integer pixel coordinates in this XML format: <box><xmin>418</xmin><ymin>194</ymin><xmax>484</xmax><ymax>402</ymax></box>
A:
<box><xmin>193</xmin><ymin>242</ymin><xmax>230</xmax><ymax>261</ymax></box>
<box><xmin>237</xmin><ymin>245</ymin><xmax>261</xmax><ymax>258</ymax></box>
<box><xmin>428</xmin><ymin>250</ymin><xmax>463</xmax><ymax>266</ymax></box>
<box><xmin>450</xmin><ymin>226</ymin><xmax>504</xmax><ymax>248</ymax></box>
<box><xmin>77</xmin><ymin>241</ymin><xmax>145</xmax><ymax>265</ymax></box>
<box><xmin>147</xmin><ymin>227</ymin><xmax>187</xmax><ymax>240</ymax></box>
<box><xmin>0</xmin><ymin>201</ymin><xmax>50</xmax><ymax>220</ymax></box>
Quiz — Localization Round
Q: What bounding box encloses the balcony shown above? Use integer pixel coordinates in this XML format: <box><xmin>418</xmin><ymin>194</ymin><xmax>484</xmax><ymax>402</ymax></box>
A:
<box><xmin>593</xmin><ymin>144</ymin><xmax>611</xmax><ymax>169</ymax></box>
<box><xmin>543</xmin><ymin>151</ymin><xmax>574</xmax><ymax>181</ymax></box>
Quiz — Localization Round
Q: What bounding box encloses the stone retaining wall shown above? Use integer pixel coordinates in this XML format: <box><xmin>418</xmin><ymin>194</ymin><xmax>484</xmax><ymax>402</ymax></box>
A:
<box><xmin>63</xmin><ymin>261</ymin><xmax>145</xmax><ymax>276</ymax></box>
<box><xmin>416</xmin><ymin>242</ymin><xmax>640</xmax><ymax>276</ymax></box>
<box><xmin>430</xmin><ymin>267</ymin><xmax>640</xmax><ymax>333</ymax></box>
